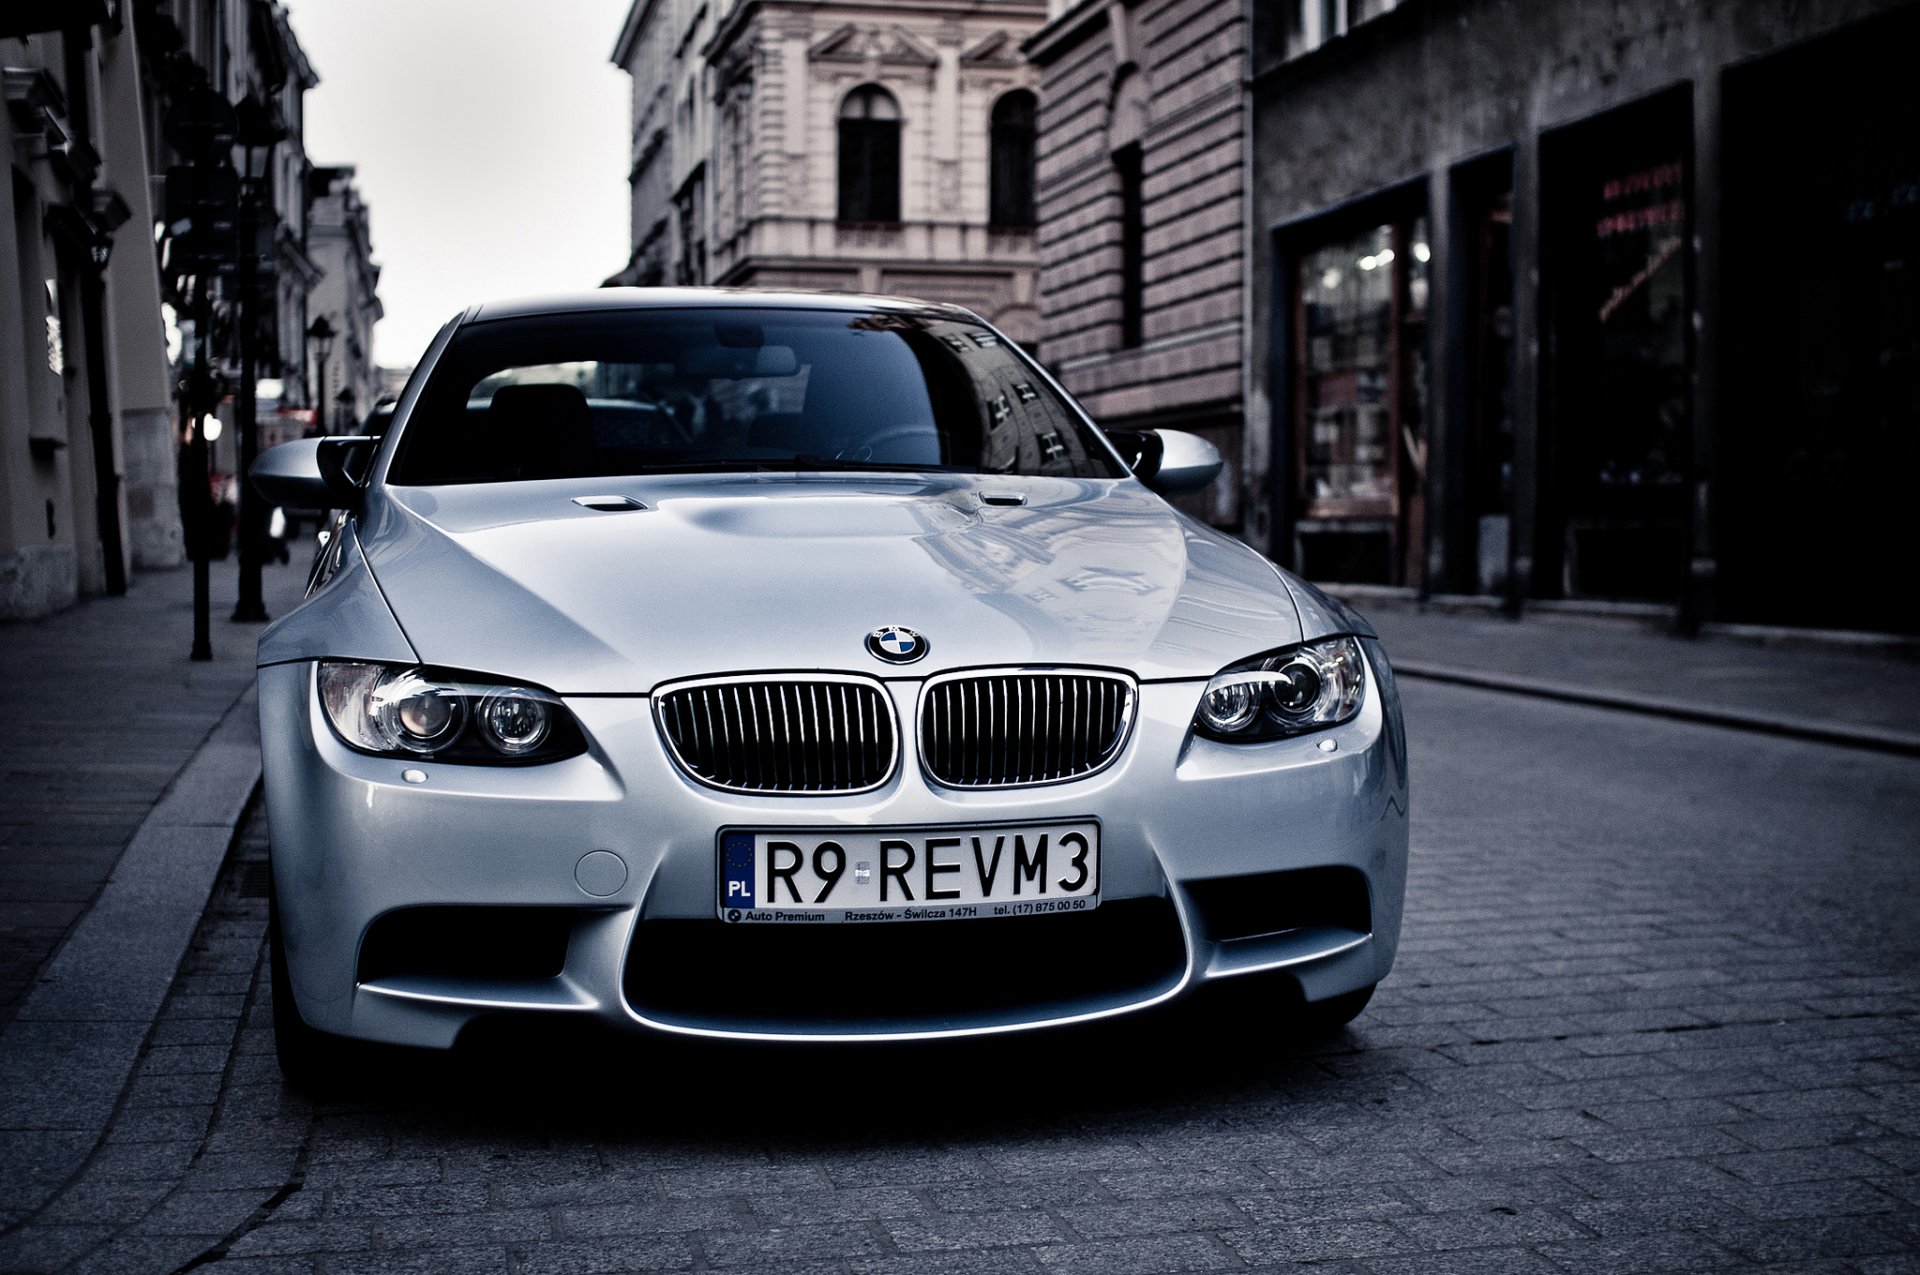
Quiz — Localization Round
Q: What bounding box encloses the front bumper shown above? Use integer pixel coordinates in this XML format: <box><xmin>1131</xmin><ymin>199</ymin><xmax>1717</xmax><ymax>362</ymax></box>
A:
<box><xmin>258</xmin><ymin>646</ymin><xmax>1410</xmax><ymax>1047</ymax></box>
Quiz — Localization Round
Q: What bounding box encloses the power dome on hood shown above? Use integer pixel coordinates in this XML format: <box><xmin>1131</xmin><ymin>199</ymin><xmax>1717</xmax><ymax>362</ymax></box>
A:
<box><xmin>354</xmin><ymin>474</ymin><xmax>1305</xmax><ymax>693</ymax></box>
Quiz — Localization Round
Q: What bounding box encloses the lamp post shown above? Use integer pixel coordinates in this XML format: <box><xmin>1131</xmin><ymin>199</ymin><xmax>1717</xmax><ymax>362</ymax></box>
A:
<box><xmin>306</xmin><ymin>315</ymin><xmax>336</xmax><ymax>437</ymax></box>
<box><xmin>187</xmin><ymin>281</ymin><xmax>218</xmax><ymax>661</ymax></box>
<box><xmin>231</xmin><ymin>93</ymin><xmax>284</xmax><ymax>624</ymax></box>
<box><xmin>161</xmin><ymin>84</ymin><xmax>238</xmax><ymax>660</ymax></box>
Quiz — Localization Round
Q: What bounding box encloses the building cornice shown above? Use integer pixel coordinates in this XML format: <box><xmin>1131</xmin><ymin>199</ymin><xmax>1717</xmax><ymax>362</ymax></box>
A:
<box><xmin>716</xmin><ymin>255</ymin><xmax>1034</xmax><ymax>285</ymax></box>
<box><xmin>275</xmin><ymin>227</ymin><xmax>324</xmax><ymax>287</ymax></box>
<box><xmin>610</xmin><ymin>0</ymin><xmax>663</xmax><ymax>67</ymax></box>
<box><xmin>709</xmin><ymin>0</ymin><xmax>1045</xmax><ymax>63</ymax></box>
<box><xmin>273</xmin><ymin>4</ymin><xmax>320</xmax><ymax>90</ymax></box>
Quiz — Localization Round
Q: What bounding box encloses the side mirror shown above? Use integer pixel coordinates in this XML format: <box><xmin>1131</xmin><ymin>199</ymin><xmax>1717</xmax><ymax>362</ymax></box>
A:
<box><xmin>1109</xmin><ymin>427</ymin><xmax>1222</xmax><ymax>495</ymax></box>
<box><xmin>251</xmin><ymin>437</ymin><xmax>376</xmax><ymax>510</ymax></box>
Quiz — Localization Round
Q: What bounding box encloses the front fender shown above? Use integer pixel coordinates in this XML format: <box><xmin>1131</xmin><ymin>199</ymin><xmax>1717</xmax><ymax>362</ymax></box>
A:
<box><xmin>257</xmin><ymin>527</ymin><xmax>417</xmax><ymax>669</ymax></box>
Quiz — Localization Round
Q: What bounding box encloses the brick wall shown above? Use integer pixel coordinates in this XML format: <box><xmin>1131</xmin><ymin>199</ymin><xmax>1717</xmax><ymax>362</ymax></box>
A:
<box><xmin>1027</xmin><ymin>0</ymin><xmax>1246</xmax><ymax>527</ymax></box>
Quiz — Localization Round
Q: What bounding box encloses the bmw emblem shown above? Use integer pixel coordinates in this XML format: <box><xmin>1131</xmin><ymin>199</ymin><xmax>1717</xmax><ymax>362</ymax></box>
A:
<box><xmin>866</xmin><ymin>625</ymin><xmax>928</xmax><ymax>664</ymax></box>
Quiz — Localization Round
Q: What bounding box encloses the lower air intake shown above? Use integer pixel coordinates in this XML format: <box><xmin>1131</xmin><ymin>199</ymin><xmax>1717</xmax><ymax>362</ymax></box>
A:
<box><xmin>624</xmin><ymin>896</ymin><xmax>1186</xmax><ymax>1034</ymax></box>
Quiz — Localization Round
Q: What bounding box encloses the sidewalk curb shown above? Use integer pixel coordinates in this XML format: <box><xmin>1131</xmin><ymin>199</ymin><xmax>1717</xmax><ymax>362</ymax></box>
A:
<box><xmin>1332</xmin><ymin>585</ymin><xmax>1920</xmax><ymax>658</ymax></box>
<box><xmin>0</xmin><ymin>684</ymin><xmax>261</xmax><ymax>1221</ymax></box>
<box><xmin>1395</xmin><ymin>661</ymin><xmax>1920</xmax><ymax>758</ymax></box>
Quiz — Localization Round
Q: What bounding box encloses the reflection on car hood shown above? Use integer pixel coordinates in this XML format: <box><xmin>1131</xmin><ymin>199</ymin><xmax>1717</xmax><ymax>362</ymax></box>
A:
<box><xmin>359</xmin><ymin>473</ymin><xmax>1305</xmax><ymax>693</ymax></box>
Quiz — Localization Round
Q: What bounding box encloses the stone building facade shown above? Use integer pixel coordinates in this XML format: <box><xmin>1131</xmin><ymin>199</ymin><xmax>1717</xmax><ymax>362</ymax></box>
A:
<box><xmin>306</xmin><ymin>164</ymin><xmax>382</xmax><ymax>437</ymax></box>
<box><xmin>1247</xmin><ymin>0</ymin><xmax>1918</xmax><ymax>633</ymax></box>
<box><xmin>3</xmin><ymin>0</ymin><xmax>355</xmax><ymax>619</ymax></box>
<box><xmin>139</xmin><ymin>0</ymin><xmax>324</xmax><ymax>496</ymax></box>
<box><xmin>3</xmin><ymin>4</ymin><xmax>170</xmax><ymax>615</ymax></box>
<box><xmin>1022</xmin><ymin>0</ymin><xmax>1247</xmax><ymax>527</ymax></box>
<box><xmin>610</xmin><ymin>0</ymin><xmax>1045</xmax><ymax>344</ymax></box>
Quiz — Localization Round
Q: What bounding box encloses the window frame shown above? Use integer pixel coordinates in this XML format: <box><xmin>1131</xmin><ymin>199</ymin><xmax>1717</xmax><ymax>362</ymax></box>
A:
<box><xmin>989</xmin><ymin>90</ymin><xmax>1037</xmax><ymax>230</ymax></box>
<box><xmin>837</xmin><ymin>85</ymin><xmax>903</xmax><ymax>225</ymax></box>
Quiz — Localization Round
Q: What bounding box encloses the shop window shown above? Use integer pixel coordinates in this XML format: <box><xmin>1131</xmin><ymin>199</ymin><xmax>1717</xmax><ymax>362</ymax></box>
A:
<box><xmin>1454</xmin><ymin>152</ymin><xmax>1516</xmax><ymax>597</ymax></box>
<box><xmin>1718</xmin><ymin>7</ymin><xmax>1920</xmax><ymax>632</ymax></box>
<box><xmin>990</xmin><ymin>91</ymin><xmax>1037</xmax><ymax>229</ymax></box>
<box><xmin>1290</xmin><ymin>210</ymin><xmax>1429</xmax><ymax>585</ymax></box>
<box><xmin>838</xmin><ymin>85</ymin><xmax>901</xmax><ymax>224</ymax></box>
<box><xmin>1540</xmin><ymin>89</ymin><xmax>1690</xmax><ymax>602</ymax></box>
<box><xmin>12</xmin><ymin>169</ymin><xmax>63</xmax><ymax>454</ymax></box>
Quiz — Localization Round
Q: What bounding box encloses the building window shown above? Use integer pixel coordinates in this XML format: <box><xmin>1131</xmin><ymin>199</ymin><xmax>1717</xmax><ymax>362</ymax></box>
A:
<box><xmin>838</xmin><ymin>85</ymin><xmax>901</xmax><ymax>223</ymax></box>
<box><xmin>1106</xmin><ymin>67</ymin><xmax>1150</xmax><ymax>349</ymax></box>
<box><xmin>1540</xmin><ymin>89</ymin><xmax>1690</xmax><ymax>604</ymax></box>
<box><xmin>1115</xmin><ymin>143</ymin><xmax>1144</xmax><ymax>347</ymax></box>
<box><xmin>1285</xmin><ymin>0</ymin><xmax>1399</xmax><ymax>58</ymax></box>
<box><xmin>675</xmin><ymin>170</ymin><xmax>706</xmax><ymax>286</ymax></box>
<box><xmin>989</xmin><ymin>91</ymin><xmax>1037</xmax><ymax>229</ymax></box>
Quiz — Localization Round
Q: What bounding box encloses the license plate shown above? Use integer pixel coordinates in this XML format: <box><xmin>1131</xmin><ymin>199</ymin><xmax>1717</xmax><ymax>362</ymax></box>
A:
<box><xmin>716</xmin><ymin>821</ymin><xmax>1099</xmax><ymax>923</ymax></box>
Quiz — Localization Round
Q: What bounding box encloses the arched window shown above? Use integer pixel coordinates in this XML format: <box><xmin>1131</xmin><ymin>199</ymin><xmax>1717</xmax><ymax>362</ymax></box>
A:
<box><xmin>1108</xmin><ymin>68</ymin><xmax>1150</xmax><ymax>347</ymax></box>
<box><xmin>989</xmin><ymin>90</ymin><xmax>1037</xmax><ymax>229</ymax></box>
<box><xmin>838</xmin><ymin>86</ymin><xmax>901</xmax><ymax>223</ymax></box>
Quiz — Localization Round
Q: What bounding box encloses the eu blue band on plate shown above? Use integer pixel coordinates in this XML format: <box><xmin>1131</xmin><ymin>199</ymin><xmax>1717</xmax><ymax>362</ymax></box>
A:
<box><xmin>722</xmin><ymin>832</ymin><xmax>755</xmax><ymax>908</ymax></box>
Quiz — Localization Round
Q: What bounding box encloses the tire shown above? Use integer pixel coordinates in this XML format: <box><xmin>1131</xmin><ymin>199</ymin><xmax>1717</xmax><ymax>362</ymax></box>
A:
<box><xmin>268</xmin><ymin>882</ymin><xmax>347</xmax><ymax>1092</ymax></box>
<box><xmin>1300</xmin><ymin>984</ymin><xmax>1375</xmax><ymax>1034</ymax></box>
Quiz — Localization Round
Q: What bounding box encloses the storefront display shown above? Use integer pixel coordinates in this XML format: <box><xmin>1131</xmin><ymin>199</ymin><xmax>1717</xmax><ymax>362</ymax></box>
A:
<box><xmin>1540</xmin><ymin>89</ymin><xmax>1691</xmax><ymax>602</ymax></box>
<box><xmin>1291</xmin><ymin>213</ymin><xmax>1428</xmax><ymax>584</ymax></box>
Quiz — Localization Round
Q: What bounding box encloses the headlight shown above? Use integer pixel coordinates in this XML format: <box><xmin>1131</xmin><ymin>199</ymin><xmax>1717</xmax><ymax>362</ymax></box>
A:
<box><xmin>1194</xmin><ymin>637</ymin><xmax>1367</xmax><ymax>741</ymax></box>
<box><xmin>317</xmin><ymin>662</ymin><xmax>586</xmax><ymax>764</ymax></box>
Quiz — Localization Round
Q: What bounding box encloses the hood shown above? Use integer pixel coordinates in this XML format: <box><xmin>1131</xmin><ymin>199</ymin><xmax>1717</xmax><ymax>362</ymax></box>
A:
<box><xmin>357</xmin><ymin>473</ymin><xmax>1304</xmax><ymax>693</ymax></box>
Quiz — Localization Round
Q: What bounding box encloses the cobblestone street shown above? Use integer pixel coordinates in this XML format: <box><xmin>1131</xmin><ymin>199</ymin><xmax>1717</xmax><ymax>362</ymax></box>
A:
<box><xmin>4</xmin><ymin>678</ymin><xmax>1918</xmax><ymax>1274</ymax></box>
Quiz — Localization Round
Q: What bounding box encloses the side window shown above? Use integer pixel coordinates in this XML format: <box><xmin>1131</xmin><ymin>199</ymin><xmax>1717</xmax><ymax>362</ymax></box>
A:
<box><xmin>989</xmin><ymin>90</ymin><xmax>1037</xmax><ymax>229</ymax></box>
<box><xmin>838</xmin><ymin>85</ymin><xmax>901</xmax><ymax>223</ymax></box>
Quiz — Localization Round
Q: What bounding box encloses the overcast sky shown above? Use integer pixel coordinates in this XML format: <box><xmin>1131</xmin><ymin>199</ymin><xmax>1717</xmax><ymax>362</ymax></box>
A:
<box><xmin>287</xmin><ymin>0</ymin><xmax>633</xmax><ymax>369</ymax></box>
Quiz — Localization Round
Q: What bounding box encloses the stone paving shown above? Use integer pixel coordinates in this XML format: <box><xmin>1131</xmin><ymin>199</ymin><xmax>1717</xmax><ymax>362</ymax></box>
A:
<box><xmin>0</xmin><ymin>561</ymin><xmax>309</xmax><ymax>1028</ymax></box>
<box><xmin>2</xmin><ymin>678</ymin><xmax>1915</xmax><ymax>1273</ymax></box>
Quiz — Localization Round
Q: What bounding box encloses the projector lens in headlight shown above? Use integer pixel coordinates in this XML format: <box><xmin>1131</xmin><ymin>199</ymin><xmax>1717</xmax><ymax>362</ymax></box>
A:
<box><xmin>375</xmin><ymin>671</ymin><xmax>467</xmax><ymax>753</ymax></box>
<box><xmin>478</xmin><ymin>689</ymin><xmax>553</xmax><ymax>756</ymax></box>
<box><xmin>1196</xmin><ymin>678</ymin><xmax>1260</xmax><ymax>734</ymax></box>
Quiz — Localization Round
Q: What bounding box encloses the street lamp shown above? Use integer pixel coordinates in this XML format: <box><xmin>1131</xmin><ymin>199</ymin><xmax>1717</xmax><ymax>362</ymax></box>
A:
<box><xmin>306</xmin><ymin>315</ymin><xmax>336</xmax><ymax>437</ymax></box>
<box><xmin>162</xmin><ymin>84</ymin><xmax>240</xmax><ymax>661</ymax></box>
<box><xmin>231</xmin><ymin>91</ymin><xmax>285</xmax><ymax>624</ymax></box>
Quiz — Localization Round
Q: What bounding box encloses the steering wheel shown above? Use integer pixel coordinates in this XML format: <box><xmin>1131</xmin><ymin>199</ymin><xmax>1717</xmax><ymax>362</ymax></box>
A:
<box><xmin>835</xmin><ymin>425</ymin><xmax>938</xmax><ymax>463</ymax></box>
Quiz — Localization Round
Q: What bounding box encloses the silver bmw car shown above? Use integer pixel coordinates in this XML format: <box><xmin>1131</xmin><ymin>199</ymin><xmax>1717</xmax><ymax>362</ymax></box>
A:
<box><xmin>252</xmin><ymin>288</ymin><xmax>1409</xmax><ymax>1082</ymax></box>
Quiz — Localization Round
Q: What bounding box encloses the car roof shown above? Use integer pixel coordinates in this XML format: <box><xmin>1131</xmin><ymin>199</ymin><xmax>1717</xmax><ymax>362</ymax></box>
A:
<box><xmin>465</xmin><ymin>286</ymin><xmax>982</xmax><ymax>326</ymax></box>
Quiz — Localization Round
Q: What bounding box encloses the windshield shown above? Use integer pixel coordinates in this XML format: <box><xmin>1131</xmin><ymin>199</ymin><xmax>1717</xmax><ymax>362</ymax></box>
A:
<box><xmin>387</xmin><ymin>306</ymin><xmax>1125</xmax><ymax>485</ymax></box>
